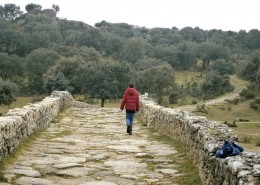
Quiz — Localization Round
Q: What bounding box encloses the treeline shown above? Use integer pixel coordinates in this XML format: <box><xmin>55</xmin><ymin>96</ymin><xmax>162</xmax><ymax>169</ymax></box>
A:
<box><xmin>0</xmin><ymin>3</ymin><xmax>259</xmax><ymax>107</ymax></box>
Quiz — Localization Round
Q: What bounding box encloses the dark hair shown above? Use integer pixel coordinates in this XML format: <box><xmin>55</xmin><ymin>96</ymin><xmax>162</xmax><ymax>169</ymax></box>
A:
<box><xmin>128</xmin><ymin>82</ymin><xmax>134</xmax><ymax>88</ymax></box>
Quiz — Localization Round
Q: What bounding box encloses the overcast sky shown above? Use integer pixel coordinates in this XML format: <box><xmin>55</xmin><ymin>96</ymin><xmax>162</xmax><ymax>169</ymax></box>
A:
<box><xmin>1</xmin><ymin>0</ymin><xmax>260</xmax><ymax>31</ymax></box>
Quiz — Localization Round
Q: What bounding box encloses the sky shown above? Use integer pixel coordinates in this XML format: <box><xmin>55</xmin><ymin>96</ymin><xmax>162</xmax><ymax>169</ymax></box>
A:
<box><xmin>1</xmin><ymin>0</ymin><xmax>260</xmax><ymax>32</ymax></box>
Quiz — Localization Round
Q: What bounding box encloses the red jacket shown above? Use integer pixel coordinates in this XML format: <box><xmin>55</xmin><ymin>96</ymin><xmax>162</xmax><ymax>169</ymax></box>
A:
<box><xmin>120</xmin><ymin>87</ymin><xmax>140</xmax><ymax>111</ymax></box>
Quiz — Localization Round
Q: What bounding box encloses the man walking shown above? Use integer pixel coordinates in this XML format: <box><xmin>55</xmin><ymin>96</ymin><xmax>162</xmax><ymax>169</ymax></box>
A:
<box><xmin>120</xmin><ymin>82</ymin><xmax>140</xmax><ymax>135</ymax></box>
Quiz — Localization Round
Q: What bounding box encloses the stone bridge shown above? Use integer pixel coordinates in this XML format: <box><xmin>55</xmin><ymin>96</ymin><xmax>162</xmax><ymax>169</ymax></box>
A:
<box><xmin>0</xmin><ymin>91</ymin><xmax>259</xmax><ymax>185</ymax></box>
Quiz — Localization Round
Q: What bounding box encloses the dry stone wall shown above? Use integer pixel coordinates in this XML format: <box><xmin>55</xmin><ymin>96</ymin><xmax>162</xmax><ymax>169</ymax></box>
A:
<box><xmin>0</xmin><ymin>91</ymin><xmax>74</xmax><ymax>162</ymax></box>
<box><xmin>139</xmin><ymin>96</ymin><xmax>260</xmax><ymax>185</ymax></box>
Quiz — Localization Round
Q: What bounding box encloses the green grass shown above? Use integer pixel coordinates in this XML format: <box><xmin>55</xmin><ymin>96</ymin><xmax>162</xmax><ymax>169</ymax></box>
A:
<box><xmin>229</xmin><ymin>74</ymin><xmax>250</xmax><ymax>91</ymax></box>
<box><xmin>195</xmin><ymin>100</ymin><xmax>260</xmax><ymax>122</ymax></box>
<box><xmin>231</xmin><ymin>122</ymin><xmax>260</xmax><ymax>153</ymax></box>
<box><xmin>175</xmin><ymin>71</ymin><xmax>205</xmax><ymax>84</ymax></box>
<box><xmin>146</xmin><ymin>127</ymin><xmax>203</xmax><ymax>185</ymax></box>
<box><xmin>0</xmin><ymin>96</ymin><xmax>34</xmax><ymax>114</ymax></box>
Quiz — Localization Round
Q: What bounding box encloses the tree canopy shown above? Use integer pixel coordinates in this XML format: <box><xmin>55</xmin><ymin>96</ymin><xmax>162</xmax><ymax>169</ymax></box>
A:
<box><xmin>0</xmin><ymin>2</ymin><xmax>259</xmax><ymax>106</ymax></box>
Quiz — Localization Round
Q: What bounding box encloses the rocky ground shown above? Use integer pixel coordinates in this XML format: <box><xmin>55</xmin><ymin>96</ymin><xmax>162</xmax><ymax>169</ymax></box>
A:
<box><xmin>0</xmin><ymin>106</ymin><xmax>186</xmax><ymax>185</ymax></box>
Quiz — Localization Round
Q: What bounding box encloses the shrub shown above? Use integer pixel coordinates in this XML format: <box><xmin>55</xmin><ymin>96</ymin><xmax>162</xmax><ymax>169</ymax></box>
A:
<box><xmin>196</xmin><ymin>104</ymin><xmax>207</xmax><ymax>113</ymax></box>
<box><xmin>200</xmin><ymin>73</ymin><xmax>234</xmax><ymax>100</ymax></box>
<box><xmin>191</xmin><ymin>99</ymin><xmax>198</xmax><ymax>104</ymax></box>
<box><xmin>223</xmin><ymin>121</ymin><xmax>237</xmax><ymax>127</ymax></box>
<box><xmin>0</xmin><ymin>78</ymin><xmax>17</xmax><ymax>105</ymax></box>
<box><xmin>240</xmin><ymin>87</ymin><xmax>255</xmax><ymax>99</ymax></box>
<box><xmin>169</xmin><ymin>92</ymin><xmax>179</xmax><ymax>104</ymax></box>
<box><xmin>45</xmin><ymin>72</ymin><xmax>73</xmax><ymax>94</ymax></box>
<box><xmin>250</xmin><ymin>98</ymin><xmax>260</xmax><ymax>111</ymax></box>
<box><xmin>256</xmin><ymin>141</ymin><xmax>260</xmax><ymax>147</ymax></box>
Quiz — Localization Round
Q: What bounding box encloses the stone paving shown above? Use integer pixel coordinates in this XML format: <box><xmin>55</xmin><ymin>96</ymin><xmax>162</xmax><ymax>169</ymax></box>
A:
<box><xmin>0</xmin><ymin>106</ymin><xmax>183</xmax><ymax>185</ymax></box>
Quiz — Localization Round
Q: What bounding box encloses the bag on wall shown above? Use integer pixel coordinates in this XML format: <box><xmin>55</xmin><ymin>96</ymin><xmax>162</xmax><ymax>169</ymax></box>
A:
<box><xmin>215</xmin><ymin>140</ymin><xmax>244</xmax><ymax>158</ymax></box>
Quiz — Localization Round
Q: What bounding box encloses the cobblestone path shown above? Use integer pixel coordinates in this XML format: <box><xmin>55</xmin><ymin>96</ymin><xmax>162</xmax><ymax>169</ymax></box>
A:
<box><xmin>1</xmin><ymin>106</ymin><xmax>184</xmax><ymax>185</ymax></box>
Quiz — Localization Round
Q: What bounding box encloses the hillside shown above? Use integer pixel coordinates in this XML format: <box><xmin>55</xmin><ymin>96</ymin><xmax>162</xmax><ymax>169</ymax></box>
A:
<box><xmin>0</xmin><ymin>3</ymin><xmax>260</xmax><ymax>116</ymax></box>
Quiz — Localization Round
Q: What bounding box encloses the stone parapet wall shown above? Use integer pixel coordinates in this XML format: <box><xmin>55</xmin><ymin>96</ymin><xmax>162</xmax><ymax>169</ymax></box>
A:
<box><xmin>139</xmin><ymin>96</ymin><xmax>260</xmax><ymax>185</ymax></box>
<box><xmin>0</xmin><ymin>91</ymin><xmax>74</xmax><ymax>162</ymax></box>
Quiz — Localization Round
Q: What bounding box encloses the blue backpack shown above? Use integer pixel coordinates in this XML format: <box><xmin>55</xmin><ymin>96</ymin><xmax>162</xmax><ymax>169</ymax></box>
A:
<box><xmin>216</xmin><ymin>140</ymin><xmax>244</xmax><ymax>158</ymax></box>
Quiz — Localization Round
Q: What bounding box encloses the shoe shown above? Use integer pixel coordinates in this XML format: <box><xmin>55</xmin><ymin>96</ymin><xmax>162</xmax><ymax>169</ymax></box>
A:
<box><xmin>129</xmin><ymin>132</ymin><xmax>132</xmax><ymax>135</ymax></box>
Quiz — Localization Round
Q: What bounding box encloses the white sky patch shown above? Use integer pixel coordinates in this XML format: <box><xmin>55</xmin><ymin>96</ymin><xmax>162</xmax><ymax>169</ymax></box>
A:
<box><xmin>1</xmin><ymin>0</ymin><xmax>260</xmax><ymax>31</ymax></box>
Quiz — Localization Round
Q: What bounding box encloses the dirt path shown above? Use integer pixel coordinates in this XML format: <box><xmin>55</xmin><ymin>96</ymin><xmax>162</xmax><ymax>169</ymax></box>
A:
<box><xmin>1</xmin><ymin>106</ymin><xmax>185</xmax><ymax>185</ymax></box>
<box><xmin>175</xmin><ymin>75</ymin><xmax>248</xmax><ymax>112</ymax></box>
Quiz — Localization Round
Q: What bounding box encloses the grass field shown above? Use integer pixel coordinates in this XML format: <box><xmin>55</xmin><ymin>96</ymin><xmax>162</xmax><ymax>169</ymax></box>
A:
<box><xmin>175</xmin><ymin>71</ymin><xmax>205</xmax><ymax>84</ymax></box>
<box><xmin>195</xmin><ymin>100</ymin><xmax>260</xmax><ymax>122</ymax></box>
<box><xmin>232</xmin><ymin>122</ymin><xmax>260</xmax><ymax>153</ymax></box>
<box><xmin>0</xmin><ymin>96</ymin><xmax>34</xmax><ymax>114</ymax></box>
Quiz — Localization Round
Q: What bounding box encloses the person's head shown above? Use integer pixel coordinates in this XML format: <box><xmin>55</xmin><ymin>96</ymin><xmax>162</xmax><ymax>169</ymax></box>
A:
<box><xmin>128</xmin><ymin>81</ymin><xmax>134</xmax><ymax>88</ymax></box>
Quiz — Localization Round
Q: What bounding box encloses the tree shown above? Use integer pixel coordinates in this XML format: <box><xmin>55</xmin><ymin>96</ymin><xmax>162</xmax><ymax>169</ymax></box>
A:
<box><xmin>194</xmin><ymin>42</ymin><xmax>230</xmax><ymax>70</ymax></box>
<box><xmin>0</xmin><ymin>4</ymin><xmax>23</xmax><ymax>20</ymax></box>
<box><xmin>174</xmin><ymin>42</ymin><xmax>196</xmax><ymax>70</ymax></box>
<box><xmin>135</xmin><ymin>58</ymin><xmax>167</xmax><ymax>71</ymax></box>
<box><xmin>153</xmin><ymin>45</ymin><xmax>178</xmax><ymax>68</ymax></box>
<box><xmin>0</xmin><ymin>52</ymin><xmax>23</xmax><ymax>80</ymax></box>
<box><xmin>200</xmin><ymin>72</ymin><xmax>234</xmax><ymax>99</ymax></box>
<box><xmin>244</xmin><ymin>29</ymin><xmax>260</xmax><ymax>50</ymax></box>
<box><xmin>43</xmin><ymin>56</ymin><xmax>90</xmax><ymax>93</ymax></box>
<box><xmin>0</xmin><ymin>6</ymin><xmax>4</xmax><ymax>18</ymax></box>
<box><xmin>62</xmin><ymin>29</ymin><xmax>83</xmax><ymax>46</ymax></box>
<box><xmin>45</xmin><ymin>72</ymin><xmax>73</xmax><ymax>94</ymax></box>
<box><xmin>25</xmin><ymin>3</ymin><xmax>42</xmax><ymax>13</ymax></box>
<box><xmin>78</xmin><ymin>29</ymin><xmax>103</xmax><ymax>51</ymax></box>
<box><xmin>179</xmin><ymin>26</ymin><xmax>206</xmax><ymax>43</ymax></box>
<box><xmin>51</xmin><ymin>46</ymin><xmax>101</xmax><ymax>60</ymax></box>
<box><xmin>209</xmin><ymin>59</ymin><xmax>234</xmax><ymax>75</ymax></box>
<box><xmin>119</xmin><ymin>37</ymin><xmax>151</xmax><ymax>64</ymax></box>
<box><xmin>237</xmin><ymin>50</ymin><xmax>260</xmax><ymax>93</ymax></box>
<box><xmin>0</xmin><ymin>29</ymin><xmax>27</xmax><ymax>56</ymax></box>
<box><xmin>77</xmin><ymin>58</ymin><xmax>131</xmax><ymax>107</ymax></box>
<box><xmin>0</xmin><ymin>78</ymin><xmax>17</xmax><ymax>105</ymax></box>
<box><xmin>52</xmin><ymin>4</ymin><xmax>60</xmax><ymax>13</ymax></box>
<box><xmin>24</xmin><ymin>23</ymin><xmax>63</xmax><ymax>50</ymax></box>
<box><xmin>138</xmin><ymin>64</ymin><xmax>175</xmax><ymax>104</ymax></box>
<box><xmin>95</xmin><ymin>21</ymin><xmax>134</xmax><ymax>38</ymax></box>
<box><xmin>99</xmin><ymin>31</ymin><xmax>125</xmax><ymax>57</ymax></box>
<box><xmin>25</xmin><ymin>48</ymin><xmax>60</xmax><ymax>94</ymax></box>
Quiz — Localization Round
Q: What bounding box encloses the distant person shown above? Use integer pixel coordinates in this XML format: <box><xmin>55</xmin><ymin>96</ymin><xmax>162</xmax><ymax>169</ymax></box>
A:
<box><xmin>120</xmin><ymin>82</ymin><xmax>140</xmax><ymax>135</ymax></box>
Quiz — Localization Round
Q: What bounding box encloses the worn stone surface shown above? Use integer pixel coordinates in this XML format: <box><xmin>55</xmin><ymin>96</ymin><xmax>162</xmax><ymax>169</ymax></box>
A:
<box><xmin>79</xmin><ymin>182</ymin><xmax>117</xmax><ymax>185</ymax></box>
<box><xmin>1</xmin><ymin>105</ymin><xmax>183</xmax><ymax>185</ymax></box>
<box><xmin>16</xmin><ymin>177</ymin><xmax>54</xmax><ymax>185</ymax></box>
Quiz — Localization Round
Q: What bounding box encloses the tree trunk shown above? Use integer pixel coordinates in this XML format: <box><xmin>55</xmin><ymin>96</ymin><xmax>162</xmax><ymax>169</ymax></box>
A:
<box><xmin>101</xmin><ymin>99</ymin><xmax>105</xmax><ymax>107</ymax></box>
